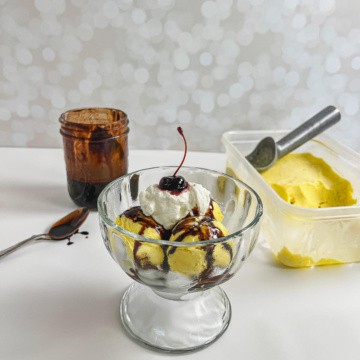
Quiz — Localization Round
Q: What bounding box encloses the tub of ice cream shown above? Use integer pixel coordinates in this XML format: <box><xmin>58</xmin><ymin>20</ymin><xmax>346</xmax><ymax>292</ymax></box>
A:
<box><xmin>222</xmin><ymin>130</ymin><xmax>360</xmax><ymax>268</ymax></box>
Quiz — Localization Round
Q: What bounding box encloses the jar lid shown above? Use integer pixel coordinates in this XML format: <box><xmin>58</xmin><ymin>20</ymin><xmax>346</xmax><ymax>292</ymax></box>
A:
<box><xmin>60</xmin><ymin>108</ymin><xmax>129</xmax><ymax>140</ymax></box>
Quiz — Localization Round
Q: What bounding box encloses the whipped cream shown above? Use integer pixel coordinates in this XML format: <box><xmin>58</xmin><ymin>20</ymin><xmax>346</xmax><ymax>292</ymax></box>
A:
<box><xmin>139</xmin><ymin>182</ymin><xmax>211</xmax><ymax>229</ymax></box>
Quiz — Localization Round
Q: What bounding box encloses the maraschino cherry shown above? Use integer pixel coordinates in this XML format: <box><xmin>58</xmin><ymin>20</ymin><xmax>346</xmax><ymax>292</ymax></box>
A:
<box><xmin>159</xmin><ymin>127</ymin><xmax>189</xmax><ymax>193</ymax></box>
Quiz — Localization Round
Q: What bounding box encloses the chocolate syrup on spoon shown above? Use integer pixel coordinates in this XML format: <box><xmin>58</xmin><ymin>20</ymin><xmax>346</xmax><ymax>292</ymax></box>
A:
<box><xmin>0</xmin><ymin>207</ymin><xmax>90</xmax><ymax>259</ymax></box>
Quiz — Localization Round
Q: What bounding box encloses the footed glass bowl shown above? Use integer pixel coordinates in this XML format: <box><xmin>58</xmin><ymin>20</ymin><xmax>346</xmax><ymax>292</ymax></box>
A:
<box><xmin>98</xmin><ymin>166</ymin><xmax>263</xmax><ymax>352</ymax></box>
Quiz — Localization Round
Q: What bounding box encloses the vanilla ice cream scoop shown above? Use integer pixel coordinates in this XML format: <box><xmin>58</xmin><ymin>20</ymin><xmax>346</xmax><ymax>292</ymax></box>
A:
<box><xmin>167</xmin><ymin>216</ymin><xmax>232</xmax><ymax>277</ymax></box>
<box><xmin>115</xmin><ymin>207</ymin><xmax>166</xmax><ymax>268</ymax></box>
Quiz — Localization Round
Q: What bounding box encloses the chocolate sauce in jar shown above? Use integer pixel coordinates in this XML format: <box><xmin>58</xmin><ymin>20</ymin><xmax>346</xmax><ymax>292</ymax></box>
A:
<box><xmin>60</xmin><ymin>108</ymin><xmax>129</xmax><ymax>210</ymax></box>
<box><xmin>67</xmin><ymin>179</ymin><xmax>110</xmax><ymax>208</ymax></box>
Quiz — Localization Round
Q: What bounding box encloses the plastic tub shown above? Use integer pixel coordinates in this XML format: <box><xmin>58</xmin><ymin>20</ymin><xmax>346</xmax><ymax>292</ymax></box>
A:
<box><xmin>222</xmin><ymin>130</ymin><xmax>360</xmax><ymax>267</ymax></box>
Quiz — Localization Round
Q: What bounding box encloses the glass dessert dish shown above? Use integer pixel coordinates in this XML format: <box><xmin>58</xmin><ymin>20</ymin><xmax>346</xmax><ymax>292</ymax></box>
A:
<box><xmin>98</xmin><ymin>166</ymin><xmax>263</xmax><ymax>352</ymax></box>
<box><xmin>222</xmin><ymin>130</ymin><xmax>360</xmax><ymax>268</ymax></box>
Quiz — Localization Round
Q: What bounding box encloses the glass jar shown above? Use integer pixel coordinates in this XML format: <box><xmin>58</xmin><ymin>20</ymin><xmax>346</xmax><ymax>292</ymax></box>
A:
<box><xmin>59</xmin><ymin>108</ymin><xmax>129</xmax><ymax>209</ymax></box>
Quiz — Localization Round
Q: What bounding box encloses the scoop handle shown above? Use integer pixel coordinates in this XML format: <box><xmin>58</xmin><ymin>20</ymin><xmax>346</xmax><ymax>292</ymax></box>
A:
<box><xmin>276</xmin><ymin>105</ymin><xmax>341</xmax><ymax>158</ymax></box>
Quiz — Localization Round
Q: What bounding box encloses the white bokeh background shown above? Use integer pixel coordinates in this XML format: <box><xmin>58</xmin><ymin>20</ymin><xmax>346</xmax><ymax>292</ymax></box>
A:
<box><xmin>0</xmin><ymin>0</ymin><xmax>359</xmax><ymax>151</ymax></box>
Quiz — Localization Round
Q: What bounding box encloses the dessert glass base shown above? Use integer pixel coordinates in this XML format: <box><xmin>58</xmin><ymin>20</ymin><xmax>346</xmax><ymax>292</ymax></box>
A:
<box><xmin>120</xmin><ymin>282</ymin><xmax>231</xmax><ymax>352</ymax></box>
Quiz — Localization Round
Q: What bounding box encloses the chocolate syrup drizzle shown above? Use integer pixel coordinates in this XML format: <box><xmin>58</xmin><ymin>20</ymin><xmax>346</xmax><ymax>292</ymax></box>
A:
<box><xmin>121</xmin><ymin>207</ymin><xmax>170</xmax><ymax>269</ymax></box>
<box><xmin>121</xmin><ymin>204</ymin><xmax>233</xmax><ymax>288</ymax></box>
<box><xmin>168</xmin><ymin>216</ymin><xmax>232</xmax><ymax>280</ymax></box>
<box><xmin>122</xmin><ymin>206</ymin><xmax>169</xmax><ymax>238</ymax></box>
<box><xmin>66</xmin><ymin>230</ymin><xmax>89</xmax><ymax>246</ymax></box>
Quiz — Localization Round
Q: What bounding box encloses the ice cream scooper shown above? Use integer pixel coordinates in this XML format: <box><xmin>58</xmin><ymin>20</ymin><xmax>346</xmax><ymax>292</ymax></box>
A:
<box><xmin>245</xmin><ymin>105</ymin><xmax>341</xmax><ymax>171</ymax></box>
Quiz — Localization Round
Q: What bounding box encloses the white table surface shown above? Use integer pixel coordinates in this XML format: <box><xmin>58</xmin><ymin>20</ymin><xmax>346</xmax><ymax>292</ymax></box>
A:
<box><xmin>1</xmin><ymin>147</ymin><xmax>360</xmax><ymax>360</ymax></box>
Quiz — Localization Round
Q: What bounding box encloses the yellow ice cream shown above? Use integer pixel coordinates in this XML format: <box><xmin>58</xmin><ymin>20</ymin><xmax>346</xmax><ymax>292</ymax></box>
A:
<box><xmin>276</xmin><ymin>247</ymin><xmax>343</xmax><ymax>268</ymax></box>
<box><xmin>114</xmin><ymin>196</ymin><xmax>229</xmax><ymax>275</ymax></box>
<box><xmin>167</xmin><ymin>217</ymin><xmax>232</xmax><ymax>277</ymax></box>
<box><xmin>115</xmin><ymin>207</ymin><xmax>165</xmax><ymax>268</ymax></box>
<box><xmin>261</xmin><ymin>153</ymin><xmax>356</xmax><ymax>208</ymax></box>
<box><xmin>209</xmin><ymin>199</ymin><xmax>224</xmax><ymax>222</ymax></box>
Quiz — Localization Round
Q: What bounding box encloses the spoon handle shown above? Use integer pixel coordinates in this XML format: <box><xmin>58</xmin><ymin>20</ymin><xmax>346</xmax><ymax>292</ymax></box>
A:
<box><xmin>0</xmin><ymin>234</ymin><xmax>47</xmax><ymax>259</ymax></box>
<box><xmin>276</xmin><ymin>105</ymin><xmax>341</xmax><ymax>158</ymax></box>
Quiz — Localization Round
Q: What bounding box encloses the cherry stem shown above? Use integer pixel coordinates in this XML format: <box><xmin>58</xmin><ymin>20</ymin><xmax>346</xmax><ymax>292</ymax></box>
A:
<box><xmin>173</xmin><ymin>127</ymin><xmax>187</xmax><ymax>177</ymax></box>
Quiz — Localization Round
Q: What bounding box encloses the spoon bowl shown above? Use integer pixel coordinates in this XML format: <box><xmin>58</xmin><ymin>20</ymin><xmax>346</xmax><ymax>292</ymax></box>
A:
<box><xmin>48</xmin><ymin>207</ymin><xmax>90</xmax><ymax>240</ymax></box>
<box><xmin>245</xmin><ymin>137</ymin><xmax>277</xmax><ymax>171</ymax></box>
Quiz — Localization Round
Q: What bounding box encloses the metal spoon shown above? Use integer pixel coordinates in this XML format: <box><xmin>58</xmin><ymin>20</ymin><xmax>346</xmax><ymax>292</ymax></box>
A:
<box><xmin>0</xmin><ymin>207</ymin><xmax>90</xmax><ymax>259</ymax></box>
<box><xmin>245</xmin><ymin>105</ymin><xmax>341</xmax><ymax>171</ymax></box>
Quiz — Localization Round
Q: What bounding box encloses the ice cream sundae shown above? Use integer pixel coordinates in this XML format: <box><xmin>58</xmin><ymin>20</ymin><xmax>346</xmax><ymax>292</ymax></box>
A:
<box><xmin>114</xmin><ymin>127</ymin><xmax>232</xmax><ymax>278</ymax></box>
<box><xmin>98</xmin><ymin>130</ymin><xmax>263</xmax><ymax>351</ymax></box>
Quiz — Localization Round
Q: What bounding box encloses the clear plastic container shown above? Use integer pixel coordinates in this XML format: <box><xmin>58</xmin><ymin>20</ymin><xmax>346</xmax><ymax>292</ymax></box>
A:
<box><xmin>222</xmin><ymin>130</ymin><xmax>360</xmax><ymax>267</ymax></box>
